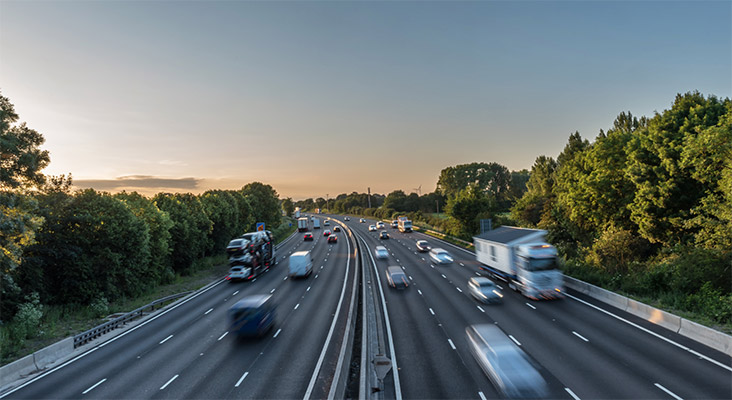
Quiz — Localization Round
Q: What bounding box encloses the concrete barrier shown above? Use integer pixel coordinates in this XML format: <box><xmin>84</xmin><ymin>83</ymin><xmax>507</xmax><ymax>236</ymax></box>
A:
<box><xmin>626</xmin><ymin>299</ymin><xmax>681</xmax><ymax>332</ymax></box>
<box><xmin>0</xmin><ymin>353</ymin><xmax>36</xmax><ymax>389</ymax></box>
<box><xmin>679</xmin><ymin>318</ymin><xmax>732</xmax><ymax>357</ymax></box>
<box><xmin>33</xmin><ymin>337</ymin><xmax>74</xmax><ymax>369</ymax></box>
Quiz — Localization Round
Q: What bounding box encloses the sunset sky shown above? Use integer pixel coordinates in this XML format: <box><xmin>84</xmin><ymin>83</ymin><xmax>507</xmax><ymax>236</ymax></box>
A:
<box><xmin>1</xmin><ymin>1</ymin><xmax>730</xmax><ymax>200</ymax></box>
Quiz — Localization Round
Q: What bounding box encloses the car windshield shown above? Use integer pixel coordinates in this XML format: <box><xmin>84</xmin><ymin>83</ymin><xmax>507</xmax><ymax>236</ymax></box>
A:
<box><xmin>524</xmin><ymin>257</ymin><xmax>558</xmax><ymax>272</ymax></box>
<box><xmin>228</xmin><ymin>239</ymin><xmax>244</xmax><ymax>247</ymax></box>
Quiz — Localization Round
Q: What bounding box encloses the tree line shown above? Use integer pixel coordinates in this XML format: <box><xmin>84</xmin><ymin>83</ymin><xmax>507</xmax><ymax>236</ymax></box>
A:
<box><xmin>1</xmin><ymin>91</ymin><xmax>283</xmax><ymax>353</ymax></box>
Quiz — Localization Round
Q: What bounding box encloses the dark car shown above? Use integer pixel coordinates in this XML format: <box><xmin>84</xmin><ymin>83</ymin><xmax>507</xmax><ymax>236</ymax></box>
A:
<box><xmin>226</xmin><ymin>238</ymin><xmax>249</xmax><ymax>257</ymax></box>
<box><xmin>303</xmin><ymin>232</ymin><xmax>314</xmax><ymax>241</ymax></box>
<box><xmin>344</xmin><ymin>217</ymin><xmax>350</xmax><ymax>221</ymax></box>
<box><xmin>391</xmin><ymin>220</ymin><xmax>398</xmax><ymax>228</ymax></box>
<box><xmin>379</xmin><ymin>231</ymin><xmax>389</xmax><ymax>240</ymax></box>
<box><xmin>333</xmin><ymin>226</ymin><xmax>341</xmax><ymax>232</ymax></box>
<box><xmin>228</xmin><ymin>295</ymin><xmax>276</xmax><ymax>338</ymax></box>
<box><xmin>416</xmin><ymin>240</ymin><xmax>431</xmax><ymax>252</ymax></box>
<box><xmin>327</xmin><ymin>234</ymin><xmax>338</xmax><ymax>243</ymax></box>
<box><xmin>386</xmin><ymin>266</ymin><xmax>408</xmax><ymax>289</ymax></box>
<box><xmin>323</xmin><ymin>229</ymin><xmax>332</xmax><ymax>236</ymax></box>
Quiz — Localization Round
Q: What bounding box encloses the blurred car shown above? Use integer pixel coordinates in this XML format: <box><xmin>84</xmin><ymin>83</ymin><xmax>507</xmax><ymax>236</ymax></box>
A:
<box><xmin>468</xmin><ymin>277</ymin><xmax>503</xmax><ymax>304</ymax></box>
<box><xmin>429</xmin><ymin>248</ymin><xmax>453</xmax><ymax>264</ymax></box>
<box><xmin>415</xmin><ymin>240</ymin><xmax>431</xmax><ymax>252</ymax></box>
<box><xmin>333</xmin><ymin>226</ymin><xmax>341</xmax><ymax>232</ymax></box>
<box><xmin>226</xmin><ymin>238</ymin><xmax>249</xmax><ymax>257</ymax></box>
<box><xmin>327</xmin><ymin>234</ymin><xmax>338</xmax><ymax>243</ymax></box>
<box><xmin>344</xmin><ymin>217</ymin><xmax>350</xmax><ymax>221</ymax></box>
<box><xmin>303</xmin><ymin>232</ymin><xmax>314</xmax><ymax>241</ymax></box>
<box><xmin>391</xmin><ymin>220</ymin><xmax>398</xmax><ymax>228</ymax></box>
<box><xmin>323</xmin><ymin>229</ymin><xmax>332</xmax><ymax>236</ymax></box>
<box><xmin>386</xmin><ymin>266</ymin><xmax>408</xmax><ymax>289</ymax></box>
<box><xmin>228</xmin><ymin>264</ymin><xmax>253</xmax><ymax>281</ymax></box>
<box><xmin>466</xmin><ymin>324</ymin><xmax>548</xmax><ymax>398</ymax></box>
<box><xmin>376</xmin><ymin>221</ymin><xmax>385</xmax><ymax>229</ymax></box>
<box><xmin>359</xmin><ymin>218</ymin><xmax>366</xmax><ymax>223</ymax></box>
<box><xmin>379</xmin><ymin>231</ymin><xmax>389</xmax><ymax>240</ymax></box>
<box><xmin>228</xmin><ymin>295</ymin><xmax>276</xmax><ymax>338</ymax></box>
<box><xmin>324</xmin><ymin>220</ymin><xmax>330</xmax><ymax>226</ymax></box>
<box><xmin>368</xmin><ymin>225</ymin><xmax>377</xmax><ymax>232</ymax></box>
<box><xmin>374</xmin><ymin>246</ymin><xmax>389</xmax><ymax>259</ymax></box>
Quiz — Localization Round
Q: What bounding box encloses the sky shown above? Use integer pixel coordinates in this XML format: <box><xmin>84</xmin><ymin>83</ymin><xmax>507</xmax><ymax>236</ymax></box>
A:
<box><xmin>1</xmin><ymin>1</ymin><xmax>730</xmax><ymax>200</ymax></box>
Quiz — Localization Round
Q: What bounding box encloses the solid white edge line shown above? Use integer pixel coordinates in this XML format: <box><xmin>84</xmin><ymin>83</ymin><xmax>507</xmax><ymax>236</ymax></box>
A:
<box><xmin>159</xmin><ymin>334</ymin><xmax>173</xmax><ymax>344</ymax></box>
<box><xmin>508</xmin><ymin>335</ymin><xmax>521</xmax><ymax>346</ymax></box>
<box><xmin>235</xmin><ymin>371</ymin><xmax>249</xmax><ymax>387</ymax></box>
<box><xmin>654</xmin><ymin>383</ymin><xmax>684</xmax><ymax>400</ymax></box>
<box><xmin>360</xmin><ymin>235</ymin><xmax>403</xmax><ymax>400</ymax></box>
<box><xmin>82</xmin><ymin>378</ymin><xmax>107</xmax><ymax>394</ymax></box>
<box><xmin>565</xmin><ymin>292</ymin><xmax>732</xmax><ymax>372</ymax></box>
<box><xmin>159</xmin><ymin>374</ymin><xmax>178</xmax><ymax>390</ymax></box>
<box><xmin>303</xmin><ymin>225</ymin><xmax>352</xmax><ymax>400</ymax></box>
<box><xmin>565</xmin><ymin>387</ymin><xmax>581</xmax><ymax>400</ymax></box>
<box><xmin>448</xmin><ymin>339</ymin><xmax>456</xmax><ymax>350</ymax></box>
<box><xmin>0</xmin><ymin>278</ymin><xmax>229</xmax><ymax>399</ymax></box>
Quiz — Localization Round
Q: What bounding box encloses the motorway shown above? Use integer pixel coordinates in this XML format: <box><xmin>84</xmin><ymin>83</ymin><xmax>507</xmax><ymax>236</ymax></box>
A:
<box><xmin>342</xmin><ymin>215</ymin><xmax>732</xmax><ymax>400</ymax></box>
<box><xmin>2</xmin><ymin>214</ymin><xmax>731</xmax><ymax>399</ymax></box>
<box><xmin>1</xmin><ymin>217</ymin><xmax>358</xmax><ymax>400</ymax></box>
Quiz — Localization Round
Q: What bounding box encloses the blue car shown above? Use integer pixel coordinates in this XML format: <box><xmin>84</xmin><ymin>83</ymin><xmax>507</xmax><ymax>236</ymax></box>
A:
<box><xmin>228</xmin><ymin>295</ymin><xmax>276</xmax><ymax>337</ymax></box>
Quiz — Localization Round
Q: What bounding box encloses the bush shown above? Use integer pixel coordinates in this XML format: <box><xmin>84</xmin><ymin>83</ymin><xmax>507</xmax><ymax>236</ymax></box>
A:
<box><xmin>685</xmin><ymin>282</ymin><xmax>732</xmax><ymax>324</ymax></box>
<box><xmin>89</xmin><ymin>297</ymin><xmax>109</xmax><ymax>318</ymax></box>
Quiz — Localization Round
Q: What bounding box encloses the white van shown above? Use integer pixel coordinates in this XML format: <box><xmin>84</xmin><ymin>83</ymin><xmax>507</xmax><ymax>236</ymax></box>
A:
<box><xmin>289</xmin><ymin>251</ymin><xmax>313</xmax><ymax>278</ymax></box>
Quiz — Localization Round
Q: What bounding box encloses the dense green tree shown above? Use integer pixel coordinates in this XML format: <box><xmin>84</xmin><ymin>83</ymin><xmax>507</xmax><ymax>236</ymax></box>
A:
<box><xmin>508</xmin><ymin>170</ymin><xmax>530</xmax><ymax>202</ymax></box>
<box><xmin>0</xmin><ymin>93</ymin><xmax>49</xmax><ymax>190</ymax></box>
<box><xmin>281</xmin><ymin>197</ymin><xmax>295</xmax><ymax>217</ymax></box>
<box><xmin>383</xmin><ymin>190</ymin><xmax>407</xmax><ymax>211</ymax></box>
<box><xmin>626</xmin><ymin>92</ymin><xmax>729</xmax><ymax>246</ymax></box>
<box><xmin>228</xmin><ymin>190</ymin><xmax>255</xmax><ymax>233</ymax></box>
<box><xmin>153</xmin><ymin>193</ymin><xmax>212</xmax><ymax>274</ymax></box>
<box><xmin>115</xmin><ymin>192</ymin><xmax>174</xmax><ymax>284</ymax></box>
<box><xmin>24</xmin><ymin>190</ymin><xmax>151</xmax><ymax>304</ymax></box>
<box><xmin>511</xmin><ymin>156</ymin><xmax>557</xmax><ymax>226</ymax></box>
<box><xmin>436</xmin><ymin>162</ymin><xmax>511</xmax><ymax>202</ymax></box>
<box><xmin>445</xmin><ymin>185</ymin><xmax>496</xmax><ymax>238</ymax></box>
<box><xmin>199</xmin><ymin>190</ymin><xmax>240</xmax><ymax>255</ymax></box>
<box><xmin>241</xmin><ymin>182</ymin><xmax>281</xmax><ymax>230</ymax></box>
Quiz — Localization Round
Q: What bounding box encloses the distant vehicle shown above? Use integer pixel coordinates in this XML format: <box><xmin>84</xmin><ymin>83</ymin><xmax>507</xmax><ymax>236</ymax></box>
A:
<box><xmin>368</xmin><ymin>225</ymin><xmax>377</xmax><ymax>232</ymax></box>
<box><xmin>376</xmin><ymin>221</ymin><xmax>385</xmax><ymax>229</ymax></box>
<box><xmin>323</xmin><ymin>229</ymin><xmax>332</xmax><ymax>236</ymax></box>
<box><xmin>324</xmin><ymin>220</ymin><xmax>330</xmax><ymax>226</ymax></box>
<box><xmin>474</xmin><ymin>227</ymin><xmax>564</xmax><ymax>300</ymax></box>
<box><xmin>344</xmin><ymin>217</ymin><xmax>350</xmax><ymax>221</ymax></box>
<box><xmin>359</xmin><ymin>218</ymin><xmax>366</xmax><ymax>223</ymax></box>
<box><xmin>313</xmin><ymin>219</ymin><xmax>321</xmax><ymax>229</ymax></box>
<box><xmin>379</xmin><ymin>231</ymin><xmax>389</xmax><ymax>240</ymax></box>
<box><xmin>386</xmin><ymin>266</ymin><xmax>408</xmax><ymax>289</ymax></box>
<box><xmin>415</xmin><ymin>240</ymin><xmax>431</xmax><ymax>252</ymax></box>
<box><xmin>289</xmin><ymin>251</ymin><xmax>313</xmax><ymax>278</ymax></box>
<box><xmin>294</xmin><ymin>207</ymin><xmax>301</xmax><ymax>219</ymax></box>
<box><xmin>228</xmin><ymin>295</ymin><xmax>276</xmax><ymax>338</ymax></box>
<box><xmin>327</xmin><ymin>234</ymin><xmax>338</xmax><ymax>243</ymax></box>
<box><xmin>429</xmin><ymin>248</ymin><xmax>453</xmax><ymax>264</ymax></box>
<box><xmin>466</xmin><ymin>324</ymin><xmax>548</xmax><ymax>398</ymax></box>
<box><xmin>391</xmin><ymin>220</ymin><xmax>398</xmax><ymax>228</ymax></box>
<box><xmin>297</xmin><ymin>217</ymin><xmax>309</xmax><ymax>232</ymax></box>
<box><xmin>398</xmin><ymin>218</ymin><xmax>413</xmax><ymax>233</ymax></box>
<box><xmin>468</xmin><ymin>277</ymin><xmax>503</xmax><ymax>304</ymax></box>
<box><xmin>303</xmin><ymin>232</ymin><xmax>314</xmax><ymax>241</ymax></box>
<box><xmin>333</xmin><ymin>226</ymin><xmax>341</xmax><ymax>232</ymax></box>
<box><xmin>374</xmin><ymin>246</ymin><xmax>389</xmax><ymax>259</ymax></box>
<box><xmin>316</xmin><ymin>208</ymin><xmax>322</xmax><ymax>214</ymax></box>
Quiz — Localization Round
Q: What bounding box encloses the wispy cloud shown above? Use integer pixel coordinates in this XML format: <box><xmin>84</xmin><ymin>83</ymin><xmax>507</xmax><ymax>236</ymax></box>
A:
<box><xmin>74</xmin><ymin>175</ymin><xmax>201</xmax><ymax>191</ymax></box>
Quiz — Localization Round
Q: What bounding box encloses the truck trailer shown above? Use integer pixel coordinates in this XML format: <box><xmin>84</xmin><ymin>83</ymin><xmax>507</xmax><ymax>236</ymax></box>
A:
<box><xmin>227</xmin><ymin>230</ymin><xmax>276</xmax><ymax>281</ymax></box>
<box><xmin>473</xmin><ymin>226</ymin><xmax>563</xmax><ymax>300</ymax></box>
<box><xmin>297</xmin><ymin>217</ymin><xmax>309</xmax><ymax>232</ymax></box>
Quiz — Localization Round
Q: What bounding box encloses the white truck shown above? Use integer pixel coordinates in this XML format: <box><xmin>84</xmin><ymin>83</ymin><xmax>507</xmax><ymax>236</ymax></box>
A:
<box><xmin>473</xmin><ymin>226</ymin><xmax>563</xmax><ymax>300</ymax></box>
<box><xmin>397</xmin><ymin>218</ymin><xmax>412</xmax><ymax>233</ymax></box>
<box><xmin>312</xmin><ymin>218</ymin><xmax>321</xmax><ymax>229</ymax></box>
<box><xmin>297</xmin><ymin>217</ymin><xmax>309</xmax><ymax>232</ymax></box>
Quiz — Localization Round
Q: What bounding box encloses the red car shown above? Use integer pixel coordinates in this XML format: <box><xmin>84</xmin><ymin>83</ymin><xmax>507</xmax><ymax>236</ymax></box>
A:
<box><xmin>327</xmin><ymin>234</ymin><xmax>338</xmax><ymax>243</ymax></box>
<box><xmin>303</xmin><ymin>232</ymin><xmax>314</xmax><ymax>241</ymax></box>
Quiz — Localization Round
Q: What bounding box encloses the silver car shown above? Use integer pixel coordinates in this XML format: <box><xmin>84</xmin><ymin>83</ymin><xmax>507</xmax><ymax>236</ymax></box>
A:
<box><xmin>429</xmin><ymin>248</ymin><xmax>453</xmax><ymax>264</ymax></box>
<box><xmin>466</xmin><ymin>324</ymin><xmax>548</xmax><ymax>398</ymax></box>
<box><xmin>468</xmin><ymin>277</ymin><xmax>503</xmax><ymax>304</ymax></box>
<box><xmin>374</xmin><ymin>246</ymin><xmax>389</xmax><ymax>259</ymax></box>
